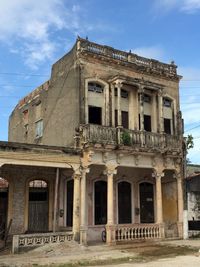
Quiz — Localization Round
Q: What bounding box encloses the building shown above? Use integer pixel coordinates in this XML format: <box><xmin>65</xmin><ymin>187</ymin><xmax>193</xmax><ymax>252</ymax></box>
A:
<box><xmin>3</xmin><ymin>37</ymin><xmax>184</xmax><ymax>249</ymax></box>
<box><xmin>186</xmin><ymin>164</ymin><xmax>200</xmax><ymax>237</ymax></box>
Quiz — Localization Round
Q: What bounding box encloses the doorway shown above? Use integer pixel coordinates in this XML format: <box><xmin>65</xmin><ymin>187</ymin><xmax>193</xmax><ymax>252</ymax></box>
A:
<box><xmin>0</xmin><ymin>178</ymin><xmax>8</xmax><ymax>237</ymax></box>
<box><xmin>28</xmin><ymin>180</ymin><xmax>48</xmax><ymax>232</ymax></box>
<box><xmin>118</xmin><ymin>181</ymin><xmax>132</xmax><ymax>224</ymax></box>
<box><xmin>66</xmin><ymin>179</ymin><xmax>74</xmax><ymax>227</ymax></box>
<box><xmin>139</xmin><ymin>182</ymin><xmax>154</xmax><ymax>223</ymax></box>
<box><xmin>95</xmin><ymin>181</ymin><xmax>107</xmax><ymax>225</ymax></box>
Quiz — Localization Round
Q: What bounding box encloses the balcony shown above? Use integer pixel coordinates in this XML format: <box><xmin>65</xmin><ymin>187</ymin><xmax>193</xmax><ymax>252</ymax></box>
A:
<box><xmin>78</xmin><ymin>124</ymin><xmax>182</xmax><ymax>151</ymax></box>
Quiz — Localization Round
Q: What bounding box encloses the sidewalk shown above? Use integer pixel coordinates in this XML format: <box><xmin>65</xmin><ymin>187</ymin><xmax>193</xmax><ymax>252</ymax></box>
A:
<box><xmin>0</xmin><ymin>239</ymin><xmax>199</xmax><ymax>267</ymax></box>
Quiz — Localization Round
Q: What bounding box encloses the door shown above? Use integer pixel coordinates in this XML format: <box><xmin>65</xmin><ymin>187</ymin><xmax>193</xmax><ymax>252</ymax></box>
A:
<box><xmin>139</xmin><ymin>182</ymin><xmax>154</xmax><ymax>223</ymax></box>
<box><xmin>66</xmin><ymin>179</ymin><xmax>74</xmax><ymax>227</ymax></box>
<box><xmin>0</xmin><ymin>190</ymin><xmax>8</xmax><ymax>235</ymax></box>
<box><xmin>118</xmin><ymin>181</ymin><xmax>132</xmax><ymax>224</ymax></box>
<box><xmin>28</xmin><ymin>187</ymin><xmax>48</xmax><ymax>232</ymax></box>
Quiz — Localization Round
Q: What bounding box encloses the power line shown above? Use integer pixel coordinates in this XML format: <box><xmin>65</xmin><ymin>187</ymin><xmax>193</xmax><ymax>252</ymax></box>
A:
<box><xmin>0</xmin><ymin>72</ymin><xmax>49</xmax><ymax>77</ymax></box>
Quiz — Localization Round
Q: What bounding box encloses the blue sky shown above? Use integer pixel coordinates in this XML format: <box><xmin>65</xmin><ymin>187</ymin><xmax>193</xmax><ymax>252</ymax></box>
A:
<box><xmin>0</xmin><ymin>0</ymin><xmax>200</xmax><ymax>163</ymax></box>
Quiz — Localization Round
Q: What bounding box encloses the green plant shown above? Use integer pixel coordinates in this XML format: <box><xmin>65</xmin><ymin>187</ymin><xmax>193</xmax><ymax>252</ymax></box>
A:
<box><xmin>121</xmin><ymin>131</ymin><xmax>131</xmax><ymax>146</ymax></box>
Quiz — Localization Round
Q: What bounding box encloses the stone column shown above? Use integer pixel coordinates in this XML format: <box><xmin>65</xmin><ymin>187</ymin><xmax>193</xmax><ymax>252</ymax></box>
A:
<box><xmin>111</xmin><ymin>84</ymin><xmax>115</xmax><ymax>127</ymax></box>
<box><xmin>85</xmin><ymin>80</ymin><xmax>88</xmax><ymax>124</ymax></box>
<box><xmin>139</xmin><ymin>86</ymin><xmax>144</xmax><ymax>131</ymax></box>
<box><xmin>105</xmin><ymin>165</ymin><xmax>117</xmax><ymax>245</ymax></box>
<box><xmin>153</xmin><ymin>170</ymin><xmax>164</xmax><ymax>237</ymax></box>
<box><xmin>116</xmin><ymin>81</ymin><xmax>122</xmax><ymax>126</ymax></box>
<box><xmin>158</xmin><ymin>89</ymin><xmax>164</xmax><ymax>133</ymax></box>
<box><xmin>152</xmin><ymin>92</ymin><xmax>157</xmax><ymax>132</ymax></box>
<box><xmin>72</xmin><ymin>170</ymin><xmax>81</xmax><ymax>241</ymax></box>
<box><xmin>53</xmin><ymin>168</ymin><xmax>59</xmax><ymax>232</ymax></box>
<box><xmin>80</xmin><ymin>167</ymin><xmax>90</xmax><ymax>245</ymax></box>
<box><xmin>176</xmin><ymin>173</ymin><xmax>184</xmax><ymax>238</ymax></box>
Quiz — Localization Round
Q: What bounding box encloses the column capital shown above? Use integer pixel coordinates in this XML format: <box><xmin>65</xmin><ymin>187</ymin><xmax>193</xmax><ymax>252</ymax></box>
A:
<box><xmin>104</xmin><ymin>165</ymin><xmax>118</xmax><ymax>176</ymax></box>
<box><xmin>113</xmin><ymin>80</ymin><xmax>123</xmax><ymax>89</ymax></box>
<box><xmin>158</xmin><ymin>88</ymin><xmax>164</xmax><ymax>97</ymax></box>
<box><xmin>173</xmin><ymin>172</ymin><xmax>182</xmax><ymax>181</ymax></box>
<box><xmin>152</xmin><ymin>170</ymin><xmax>164</xmax><ymax>180</ymax></box>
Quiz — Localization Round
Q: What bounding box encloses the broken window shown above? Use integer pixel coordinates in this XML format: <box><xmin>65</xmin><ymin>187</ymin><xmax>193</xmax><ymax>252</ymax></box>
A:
<box><xmin>23</xmin><ymin>109</ymin><xmax>29</xmax><ymax>125</ymax></box>
<box><xmin>163</xmin><ymin>98</ymin><xmax>172</xmax><ymax>107</ymax></box>
<box><xmin>88</xmin><ymin>106</ymin><xmax>102</xmax><ymax>125</ymax></box>
<box><xmin>35</xmin><ymin>119</ymin><xmax>43</xmax><ymax>138</ymax></box>
<box><xmin>88</xmin><ymin>82</ymin><xmax>103</xmax><ymax>93</ymax></box>
<box><xmin>143</xmin><ymin>94</ymin><xmax>151</xmax><ymax>103</ymax></box>
<box><xmin>164</xmin><ymin>118</ymin><xmax>171</xmax><ymax>134</ymax></box>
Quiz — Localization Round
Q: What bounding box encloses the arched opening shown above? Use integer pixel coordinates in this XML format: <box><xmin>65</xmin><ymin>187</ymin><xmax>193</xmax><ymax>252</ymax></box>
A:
<box><xmin>28</xmin><ymin>180</ymin><xmax>48</xmax><ymax>232</ymax></box>
<box><xmin>0</xmin><ymin>178</ymin><xmax>9</xmax><ymax>236</ymax></box>
<box><xmin>139</xmin><ymin>182</ymin><xmax>154</xmax><ymax>223</ymax></box>
<box><xmin>118</xmin><ymin>181</ymin><xmax>132</xmax><ymax>224</ymax></box>
<box><xmin>94</xmin><ymin>181</ymin><xmax>107</xmax><ymax>225</ymax></box>
<box><xmin>66</xmin><ymin>179</ymin><xmax>74</xmax><ymax>227</ymax></box>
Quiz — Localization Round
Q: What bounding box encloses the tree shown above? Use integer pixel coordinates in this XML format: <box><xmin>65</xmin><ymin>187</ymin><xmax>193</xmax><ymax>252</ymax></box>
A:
<box><xmin>186</xmin><ymin>134</ymin><xmax>194</xmax><ymax>151</ymax></box>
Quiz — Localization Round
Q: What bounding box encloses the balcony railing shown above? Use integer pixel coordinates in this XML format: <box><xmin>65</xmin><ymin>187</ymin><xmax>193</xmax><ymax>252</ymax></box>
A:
<box><xmin>78</xmin><ymin>124</ymin><xmax>181</xmax><ymax>150</ymax></box>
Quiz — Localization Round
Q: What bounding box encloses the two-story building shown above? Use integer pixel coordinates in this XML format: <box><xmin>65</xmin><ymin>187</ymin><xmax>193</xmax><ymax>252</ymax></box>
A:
<box><xmin>4</xmin><ymin>37</ymin><xmax>184</xmax><ymax>248</ymax></box>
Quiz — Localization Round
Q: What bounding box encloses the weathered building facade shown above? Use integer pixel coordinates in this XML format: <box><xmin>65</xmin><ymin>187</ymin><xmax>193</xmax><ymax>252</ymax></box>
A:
<box><xmin>6</xmin><ymin>38</ymin><xmax>184</xmax><ymax>247</ymax></box>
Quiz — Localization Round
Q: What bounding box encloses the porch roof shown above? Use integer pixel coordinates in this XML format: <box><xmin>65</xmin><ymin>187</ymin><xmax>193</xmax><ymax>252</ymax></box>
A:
<box><xmin>0</xmin><ymin>141</ymin><xmax>81</xmax><ymax>169</ymax></box>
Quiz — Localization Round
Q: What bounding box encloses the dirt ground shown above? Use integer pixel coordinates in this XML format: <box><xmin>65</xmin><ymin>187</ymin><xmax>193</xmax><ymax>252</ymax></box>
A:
<box><xmin>0</xmin><ymin>239</ymin><xmax>199</xmax><ymax>267</ymax></box>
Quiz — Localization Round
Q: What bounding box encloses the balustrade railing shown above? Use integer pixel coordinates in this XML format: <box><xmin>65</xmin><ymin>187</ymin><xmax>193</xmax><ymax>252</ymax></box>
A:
<box><xmin>79</xmin><ymin>38</ymin><xmax>177</xmax><ymax>76</ymax></box>
<box><xmin>115</xmin><ymin>224</ymin><xmax>162</xmax><ymax>242</ymax></box>
<box><xmin>79</xmin><ymin>124</ymin><xmax>181</xmax><ymax>150</ymax></box>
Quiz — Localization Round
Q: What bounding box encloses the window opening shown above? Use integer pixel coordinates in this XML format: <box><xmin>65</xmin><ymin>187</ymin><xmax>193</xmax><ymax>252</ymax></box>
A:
<box><xmin>144</xmin><ymin>115</ymin><xmax>151</xmax><ymax>132</ymax></box>
<box><xmin>164</xmin><ymin>118</ymin><xmax>171</xmax><ymax>134</ymax></box>
<box><xmin>143</xmin><ymin>94</ymin><xmax>151</xmax><ymax>103</ymax></box>
<box><xmin>35</xmin><ymin>119</ymin><xmax>43</xmax><ymax>138</ymax></box>
<box><xmin>88</xmin><ymin>106</ymin><xmax>102</xmax><ymax>125</ymax></box>
<box><xmin>122</xmin><ymin>111</ymin><xmax>129</xmax><ymax>129</ymax></box>
<box><xmin>163</xmin><ymin>98</ymin><xmax>172</xmax><ymax>107</ymax></box>
<box><xmin>88</xmin><ymin>82</ymin><xmax>103</xmax><ymax>93</ymax></box>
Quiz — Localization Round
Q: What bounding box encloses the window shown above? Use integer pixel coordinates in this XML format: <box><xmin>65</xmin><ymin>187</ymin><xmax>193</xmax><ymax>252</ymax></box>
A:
<box><xmin>144</xmin><ymin>115</ymin><xmax>151</xmax><ymax>132</ymax></box>
<box><xmin>163</xmin><ymin>98</ymin><xmax>172</xmax><ymax>107</ymax></box>
<box><xmin>143</xmin><ymin>94</ymin><xmax>151</xmax><ymax>103</ymax></box>
<box><xmin>35</xmin><ymin>119</ymin><xmax>43</xmax><ymax>138</ymax></box>
<box><xmin>88</xmin><ymin>106</ymin><xmax>102</xmax><ymax>125</ymax></box>
<box><xmin>114</xmin><ymin>88</ymin><xmax>128</xmax><ymax>98</ymax></box>
<box><xmin>88</xmin><ymin>82</ymin><xmax>103</xmax><ymax>93</ymax></box>
<box><xmin>164</xmin><ymin>118</ymin><xmax>171</xmax><ymax>134</ymax></box>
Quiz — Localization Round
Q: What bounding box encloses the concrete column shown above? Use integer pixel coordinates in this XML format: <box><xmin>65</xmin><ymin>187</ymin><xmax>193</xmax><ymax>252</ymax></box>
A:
<box><xmin>116</xmin><ymin>81</ymin><xmax>122</xmax><ymax>126</ymax></box>
<box><xmin>80</xmin><ymin>167</ymin><xmax>89</xmax><ymax>245</ymax></box>
<box><xmin>85</xmin><ymin>80</ymin><xmax>88</xmax><ymax>124</ymax></box>
<box><xmin>53</xmin><ymin>168</ymin><xmax>59</xmax><ymax>232</ymax></box>
<box><xmin>176</xmin><ymin>173</ymin><xmax>184</xmax><ymax>238</ymax></box>
<box><xmin>177</xmin><ymin>174</ymin><xmax>183</xmax><ymax>222</ymax></box>
<box><xmin>111</xmin><ymin>84</ymin><xmax>115</xmax><ymax>127</ymax></box>
<box><xmin>158</xmin><ymin>89</ymin><xmax>163</xmax><ymax>133</ymax></box>
<box><xmin>153</xmin><ymin>170</ymin><xmax>164</xmax><ymax>223</ymax></box>
<box><xmin>152</xmin><ymin>92</ymin><xmax>157</xmax><ymax>132</ymax></box>
<box><xmin>105</xmin><ymin>165</ymin><xmax>117</xmax><ymax>244</ymax></box>
<box><xmin>129</xmin><ymin>89</ymin><xmax>135</xmax><ymax>130</ymax></box>
<box><xmin>72</xmin><ymin>171</ymin><xmax>81</xmax><ymax>241</ymax></box>
<box><xmin>138</xmin><ymin>86</ymin><xmax>144</xmax><ymax>131</ymax></box>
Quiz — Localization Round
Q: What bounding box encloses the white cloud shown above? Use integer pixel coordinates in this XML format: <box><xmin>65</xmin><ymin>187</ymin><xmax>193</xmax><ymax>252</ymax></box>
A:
<box><xmin>154</xmin><ymin>0</ymin><xmax>200</xmax><ymax>13</ymax></box>
<box><xmin>0</xmin><ymin>0</ymin><xmax>89</xmax><ymax>69</ymax></box>
<box><xmin>132</xmin><ymin>46</ymin><xmax>165</xmax><ymax>61</ymax></box>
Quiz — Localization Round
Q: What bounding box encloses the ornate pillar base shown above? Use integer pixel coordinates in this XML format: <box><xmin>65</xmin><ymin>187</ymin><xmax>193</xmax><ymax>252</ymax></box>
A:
<box><xmin>177</xmin><ymin>222</ymin><xmax>183</xmax><ymax>238</ymax></box>
<box><xmin>80</xmin><ymin>227</ymin><xmax>88</xmax><ymax>246</ymax></box>
<box><xmin>106</xmin><ymin>224</ymin><xmax>116</xmax><ymax>245</ymax></box>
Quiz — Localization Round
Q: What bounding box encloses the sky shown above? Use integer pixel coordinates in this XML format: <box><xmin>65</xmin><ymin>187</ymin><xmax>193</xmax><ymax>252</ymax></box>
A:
<box><xmin>0</xmin><ymin>0</ymin><xmax>200</xmax><ymax>163</ymax></box>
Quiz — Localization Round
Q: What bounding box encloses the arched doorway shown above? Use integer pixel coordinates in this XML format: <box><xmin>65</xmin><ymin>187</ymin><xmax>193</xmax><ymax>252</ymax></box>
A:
<box><xmin>0</xmin><ymin>178</ymin><xmax>9</xmax><ymax>235</ymax></box>
<box><xmin>94</xmin><ymin>181</ymin><xmax>107</xmax><ymax>225</ymax></box>
<box><xmin>118</xmin><ymin>181</ymin><xmax>132</xmax><ymax>224</ymax></box>
<box><xmin>139</xmin><ymin>182</ymin><xmax>154</xmax><ymax>223</ymax></box>
<box><xmin>66</xmin><ymin>179</ymin><xmax>74</xmax><ymax>227</ymax></box>
<box><xmin>28</xmin><ymin>180</ymin><xmax>48</xmax><ymax>232</ymax></box>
